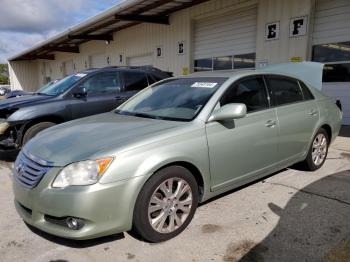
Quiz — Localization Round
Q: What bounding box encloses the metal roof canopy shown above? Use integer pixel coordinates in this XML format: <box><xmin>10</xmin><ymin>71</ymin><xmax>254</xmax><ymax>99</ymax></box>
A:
<box><xmin>9</xmin><ymin>0</ymin><xmax>210</xmax><ymax>61</ymax></box>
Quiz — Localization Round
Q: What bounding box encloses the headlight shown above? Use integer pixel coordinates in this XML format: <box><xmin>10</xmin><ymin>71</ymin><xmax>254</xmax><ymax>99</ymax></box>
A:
<box><xmin>0</xmin><ymin>122</ymin><xmax>9</xmax><ymax>135</ymax></box>
<box><xmin>52</xmin><ymin>158</ymin><xmax>113</xmax><ymax>188</ymax></box>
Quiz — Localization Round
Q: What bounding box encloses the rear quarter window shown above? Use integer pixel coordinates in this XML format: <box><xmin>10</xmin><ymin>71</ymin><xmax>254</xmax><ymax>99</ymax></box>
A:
<box><xmin>123</xmin><ymin>71</ymin><xmax>149</xmax><ymax>91</ymax></box>
<box><xmin>266</xmin><ymin>76</ymin><xmax>304</xmax><ymax>106</ymax></box>
<box><xmin>299</xmin><ymin>81</ymin><xmax>315</xmax><ymax>100</ymax></box>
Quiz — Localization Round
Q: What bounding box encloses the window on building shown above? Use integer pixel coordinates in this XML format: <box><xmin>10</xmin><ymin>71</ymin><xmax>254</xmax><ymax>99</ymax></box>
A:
<box><xmin>220</xmin><ymin>76</ymin><xmax>268</xmax><ymax>113</ymax></box>
<box><xmin>312</xmin><ymin>41</ymin><xmax>350</xmax><ymax>82</ymax></box>
<box><xmin>323</xmin><ymin>63</ymin><xmax>350</xmax><ymax>82</ymax></box>
<box><xmin>312</xmin><ymin>41</ymin><xmax>350</xmax><ymax>62</ymax></box>
<box><xmin>123</xmin><ymin>71</ymin><xmax>149</xmax><ymax>91</ymax></box>
<box><xmin>267</xmin><ymin>76</ymin><xmax>303</xmax><ymax>106</ymax></box>
<box><xmin>233</xmin><ymin>53</ymin><xmax>256</xmax><ymax>69</ymax></box>
<box><xmin>82</xmin><ymin>72</ymin><xmax>120</xmax><ymax>95</ymax></box>
<box><xmin>194</xmin><ymin>58</ymin><xmax>213</xmax><ymax>72</ymax></box>
<box><xmin>194</xmin><ymin>53</ymin><xmax>256</xmax><ymax>72</ymax></box>
<box><xmin>213</xmin><ymin>56</ymin><xmax>233</xmax><ymax>70</ymax></box>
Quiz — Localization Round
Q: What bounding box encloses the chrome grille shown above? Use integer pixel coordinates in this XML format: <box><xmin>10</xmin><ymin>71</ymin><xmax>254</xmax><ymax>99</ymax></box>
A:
<box><xmin>14</xmin><ymin>150</ymin><xmax>54</xmax><ymax>189</ymax></box>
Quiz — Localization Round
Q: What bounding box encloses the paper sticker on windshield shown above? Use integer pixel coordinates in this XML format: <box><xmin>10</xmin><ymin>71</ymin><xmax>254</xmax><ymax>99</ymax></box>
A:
<box><xmin>75</xmin><ymin>73</ymin><xmax>87</xmax><ymax>78</ymax></box>
<box><xmin>191</xmin><ymin>82</ymin><xmax>218</xmax><ymax>88</ymax></box>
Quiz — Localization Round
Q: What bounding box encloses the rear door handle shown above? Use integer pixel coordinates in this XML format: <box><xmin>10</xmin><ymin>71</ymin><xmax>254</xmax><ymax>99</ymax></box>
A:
<box><xmin>265</xmin><ymin>120</ymin><xmax>277</xmax><ymax>128</ymax></box>
<box><xmin>115</xmin><ymin>96</ymin><xmax>123</xmax><ymax>101</ymax></box>
<box><xmin>308</xmin><ymin>109</ymin><xmax>318</xmax><ymax>116</ymax></box>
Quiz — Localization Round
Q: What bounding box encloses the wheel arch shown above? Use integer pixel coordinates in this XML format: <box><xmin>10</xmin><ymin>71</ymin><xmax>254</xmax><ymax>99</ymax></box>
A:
<box><xmin>21</xmin><ymin>115</ymin><xmax>65</xmax><ymax>144</ymax></box>
<box><xmin>148</xmin><ymin>161</ymin><xmax>205</xmax><ymax>202</ymax></box>
<box><xmin>320</xmin><ymin>124</ymin><xmax>332</xmax><ymax>142</ymax></box>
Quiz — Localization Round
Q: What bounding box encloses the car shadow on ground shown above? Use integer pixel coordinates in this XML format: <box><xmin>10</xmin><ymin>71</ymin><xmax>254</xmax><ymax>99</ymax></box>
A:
<box><xmin>25</xmin><ymin>223</ymin><xmax>125</xmax><ymax>248</ymax></box>
<box><xmin>23</xmin><ymin>168</ymin><xmax>350</xmax><ymax>256</ymax></box>
<box><xmin>0</xmin><ymin>149</ymin><xmax>18</xmax><ymax>162</ymax></box>
<box><xmin>238</xmin><ymin>170</ymin><xmax>350</xmax><ymax>262</ymax></box>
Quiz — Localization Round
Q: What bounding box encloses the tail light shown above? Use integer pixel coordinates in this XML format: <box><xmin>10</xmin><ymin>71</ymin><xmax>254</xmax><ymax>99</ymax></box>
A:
<box><xmin>336</xmin><ymin>100</ymin><xmax>342</xmax><ymax>111</ymax></box>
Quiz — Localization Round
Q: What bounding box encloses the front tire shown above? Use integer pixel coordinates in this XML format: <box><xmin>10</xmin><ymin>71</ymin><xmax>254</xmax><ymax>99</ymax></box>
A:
<box><xmin>302</xmin><ymin>128</ymin><xmax>329</xmax><ymax>171</ymax></box>
<box><xmin>132</xmin><ymin>166</ymin><xmax>199</xmax><ymax>242</ymax></box>
<box><xmin>22</xmin><ymin>122</ymin><xmax>56</xmax><ymax>145</ymax></box>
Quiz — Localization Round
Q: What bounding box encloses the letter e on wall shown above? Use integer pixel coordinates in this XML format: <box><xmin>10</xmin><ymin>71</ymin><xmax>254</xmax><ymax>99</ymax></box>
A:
<box><xmin>265</xmin><ymin>22</ymin><xmax>280</xmax><ymax>41</ymax></box>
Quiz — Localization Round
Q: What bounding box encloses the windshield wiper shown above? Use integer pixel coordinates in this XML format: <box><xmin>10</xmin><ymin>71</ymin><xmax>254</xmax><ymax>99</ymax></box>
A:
<box><xmin>35</xmin><ymin>92</ymin><xmax>54</xmax><ymax>96</ymax></box>
<box><xmin>116</xmin><ymin>110</ymin><xmax>159</xmax><ymax>120</ymax></box>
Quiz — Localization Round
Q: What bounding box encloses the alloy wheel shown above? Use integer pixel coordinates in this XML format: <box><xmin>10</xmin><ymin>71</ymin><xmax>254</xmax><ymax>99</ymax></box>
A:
<box><xmin>312</xmin><ymin>133</ymin><xmax>327</xmax><ymax>166</ymax></box>
<box><xmin>148</xmin><ymin>177</ymin><xmax>193</xmax><ymax>234</ymax></box>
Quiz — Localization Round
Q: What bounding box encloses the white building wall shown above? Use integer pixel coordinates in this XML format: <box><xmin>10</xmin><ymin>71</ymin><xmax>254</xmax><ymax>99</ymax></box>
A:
<box><xmin>8</xmin><ymin>61</ymin><xmax>39</xmax><ymax>91</ymax></box>
<box><xmin>255</xmin><ymin>0</ymin><xmax>313</xmax><ymax>66</ymax></box>
<box><xmin>11</xmin><ymin>0</ymin><xmax>317</xmax><ymax>91</ymax></box>
<box><xmin>38</xmin><ymin>0</ymin><xmax>257</xmax><ymax>84</ymax></box>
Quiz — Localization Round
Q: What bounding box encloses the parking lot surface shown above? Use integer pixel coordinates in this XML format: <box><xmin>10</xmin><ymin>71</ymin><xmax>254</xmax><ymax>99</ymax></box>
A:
<box><xmin>0</xmin><ymin>131</ymin><xmax>349</xmax><ymax>262</ymax></box>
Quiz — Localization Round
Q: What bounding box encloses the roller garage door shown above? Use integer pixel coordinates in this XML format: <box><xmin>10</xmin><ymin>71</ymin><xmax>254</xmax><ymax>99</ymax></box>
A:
<box><xmin>193</xmin><ymin>5</ymin><xmax>257</xmax><ymax>70</ymax></box>
<box><xmin>89</xmin><ymin>53</ymin><xmax>107</xmax><ymax>68</ymax></box>
<box><xmin>64</xmin><ymin>60</ymin><xmax>74</xmax><ymax>76</ymax></box>
<box><xmin>312</xmin><ymin>0</ymin><xmax>350</xmax><ymax>125</ymax></box>
<box><xmin>127</xmin><ymin>54</ymin><xmax>153</xmax><ymax>66</ymax></box>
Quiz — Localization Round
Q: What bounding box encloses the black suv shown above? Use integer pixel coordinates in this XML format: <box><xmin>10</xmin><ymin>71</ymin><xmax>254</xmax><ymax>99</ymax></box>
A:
<box><xmin>0</xmin><ymin>66</ymin><xmax>172</xmax><ymax>152</ymax></box>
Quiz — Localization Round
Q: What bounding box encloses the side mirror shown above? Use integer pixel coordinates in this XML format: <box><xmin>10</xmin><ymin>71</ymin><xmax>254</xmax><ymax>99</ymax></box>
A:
<box><xmin>208</xmin><ymin>103</ymin><xmax>247</xmax><ymax>122</ymax></box>
<box><xmin>73</xmin><ymin>86</ymin><xmax>87</xmax><ymax>98</ymax></box>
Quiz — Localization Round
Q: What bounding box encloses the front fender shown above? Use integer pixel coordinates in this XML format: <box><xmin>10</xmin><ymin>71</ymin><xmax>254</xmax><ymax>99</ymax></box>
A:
<box><xmin>7</xmin><ymin>103</ymin><xmax>67</xmax><ymax>122</ymax></box>
<box><xmin>99</xmin><ymin>129</ymin><xmax>211</xmax><ymax>200</ymax></box>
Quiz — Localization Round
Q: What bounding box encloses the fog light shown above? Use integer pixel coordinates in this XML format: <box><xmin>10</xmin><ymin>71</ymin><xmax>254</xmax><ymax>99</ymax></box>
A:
<box><xmin>66</xmin><ymin>217</ymin><xmax>82</xmax><ymax>230</ymax></box>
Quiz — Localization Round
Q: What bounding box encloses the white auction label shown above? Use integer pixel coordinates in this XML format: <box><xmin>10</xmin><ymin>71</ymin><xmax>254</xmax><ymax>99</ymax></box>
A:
<box><xmin>75</xmin><ymin>73</ymin><xmax>87</xmax><ymax>78</ymax></box>
<box><xmin>191</xmin><ymin>82</ymin><xmax>218</xmax><ymax>88</ymax></box>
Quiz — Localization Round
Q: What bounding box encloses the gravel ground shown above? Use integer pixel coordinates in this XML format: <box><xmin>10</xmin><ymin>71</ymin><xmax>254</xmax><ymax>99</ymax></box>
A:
<box><xmin>0</xmin><ymin>132</ymin><xmax>349</xmax><ymax>262</ymax></box>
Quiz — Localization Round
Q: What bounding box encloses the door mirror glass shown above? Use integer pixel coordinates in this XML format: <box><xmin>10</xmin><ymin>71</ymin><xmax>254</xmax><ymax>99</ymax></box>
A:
<box><xmin>73</xmin><ymin>86</ymin><xmax>87</xmax><ymax>98</ymax></box>
<box><xmin>208</xmin><ymin>103</ymin><xmax>247</xmax><ymax>122</ymax></box>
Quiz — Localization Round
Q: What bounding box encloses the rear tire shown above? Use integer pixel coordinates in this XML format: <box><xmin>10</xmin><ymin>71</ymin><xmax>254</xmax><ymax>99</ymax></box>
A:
<box><xmin>22</xmin><ymin>122</ymin><xmax>56</xmax><ymax>145</ymax></box>
<box><xmin>132</xmin><ymin>166</ymin><xmax>198</xmax><ymax>242</ymax></box>
<box><xmin>301</xmin><ymin>128</ymin><xmax>329</xmax><ymax>171</ymax></box>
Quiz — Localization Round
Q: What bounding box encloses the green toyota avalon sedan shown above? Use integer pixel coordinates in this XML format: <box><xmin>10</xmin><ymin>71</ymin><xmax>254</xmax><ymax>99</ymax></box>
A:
<box><xmin>12</xmin><ymin>62</ymin><xmax>342</xmax><ymax>242</ymax></box>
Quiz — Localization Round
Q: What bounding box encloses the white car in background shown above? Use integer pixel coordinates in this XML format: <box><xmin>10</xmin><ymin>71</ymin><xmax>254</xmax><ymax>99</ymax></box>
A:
<box><xmin>0</xmin><ymin>85</ymin><xmax>11</xmax><ymax>96</ymax></box>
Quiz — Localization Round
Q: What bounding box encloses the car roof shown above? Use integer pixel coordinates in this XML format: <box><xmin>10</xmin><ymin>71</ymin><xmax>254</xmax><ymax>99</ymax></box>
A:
<box><xmin>79</xmin><ymin>66</ymin><xmax>166</xmax><ymax>74</ymax></box>
<box><xmin>184</xmin><ymin>69</ymin><xmax>254</xmax><ymax>78</ymax></box>
<box><xmin>178</xmin><ymin>62</ymin><xmax>324</xmax><ymax>90</ymax></box>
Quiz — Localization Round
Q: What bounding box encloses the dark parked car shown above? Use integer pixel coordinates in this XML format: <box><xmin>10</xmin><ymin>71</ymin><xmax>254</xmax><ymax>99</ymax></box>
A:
<box><xmin>5</xmin><ymin>90</ymin><xmax>32</xmax><ymax>99</ymax></box>
<box><xmin>5</xmin><ymin>80</ymin><xmax>62</xmax><ymax>99</ymax></box>
<box><xmin>0</xmin><ymin>66</ymin><xmax>172</xmax><ymax>152</ymax></box>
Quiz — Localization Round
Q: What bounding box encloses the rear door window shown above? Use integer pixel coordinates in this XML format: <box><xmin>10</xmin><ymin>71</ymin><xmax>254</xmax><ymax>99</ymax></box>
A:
<box><xmin>266</xmin><ymin>76</ymin><xmax>303</xmax><ymax>106</ymax></box>
<box><xmin>147</xmin><ymin>74</ymin><xmax>158</xmax><ymax>85</ymax></box>
<box><xmin>220</xmin><ymin>76</ymin><xmax>269</xmax><ymax>113</ymax></box>
<box><xmin>123</xmin><ymin>71</ymin><xmax>149</xmax><ymax>91</ymax></box>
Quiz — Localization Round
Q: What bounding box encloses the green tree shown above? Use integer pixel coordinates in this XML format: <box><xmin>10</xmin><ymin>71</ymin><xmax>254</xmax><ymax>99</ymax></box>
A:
<box><xmin>0</xmin><ymin>64</ymin><xmax>9</xmax><ymax>85</ymax></box>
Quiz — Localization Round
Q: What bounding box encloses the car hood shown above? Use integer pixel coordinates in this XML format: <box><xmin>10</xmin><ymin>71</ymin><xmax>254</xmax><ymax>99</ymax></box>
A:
<box><xmin>24</xmin><ymin>112</ymin><xmax>186</xmax><ymax>166</ymax></box>
<box><xmin>0</xmin><ymin>94</ymin><xmax>53</xmax><ymax>109</ymax></box>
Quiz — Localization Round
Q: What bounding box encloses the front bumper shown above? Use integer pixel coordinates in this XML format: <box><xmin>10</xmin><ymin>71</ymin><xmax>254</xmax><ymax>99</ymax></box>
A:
<box><xmin>12</xmin><ymin>167</ymin><xmax>146</xmax><ymax>240</ymax></box>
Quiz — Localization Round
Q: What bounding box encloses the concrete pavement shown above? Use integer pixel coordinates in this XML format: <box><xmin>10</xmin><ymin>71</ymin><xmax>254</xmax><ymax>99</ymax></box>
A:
<box><xmin>0</xmin><ymin>132</ymin><xmax>349</xmax><ymax>262</ymax></box>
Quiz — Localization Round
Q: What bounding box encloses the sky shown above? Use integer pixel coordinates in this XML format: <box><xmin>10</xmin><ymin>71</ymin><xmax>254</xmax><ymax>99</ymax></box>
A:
<box><xmin>0</xmin><ymin>0</ymin><xmax>123</xmax><ymax>63</ymax></box>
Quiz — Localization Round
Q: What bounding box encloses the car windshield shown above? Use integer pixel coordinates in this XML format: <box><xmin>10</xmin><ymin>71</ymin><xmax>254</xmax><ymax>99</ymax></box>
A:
<box><xmin>116</xmin><ymin>77</ymin><xmax>227</xmax><ymax>121</ymax></box>
<box><xmin>36</xmin><ymin>74</ymin><xmax>85</xmax><ymax>96</ymax></box>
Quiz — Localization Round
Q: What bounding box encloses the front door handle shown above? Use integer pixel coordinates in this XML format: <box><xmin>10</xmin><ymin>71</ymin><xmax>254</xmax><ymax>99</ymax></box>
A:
<box><xmin>265</xmin><ymin>120</ymin><xmax>277</xmax><ymax>128</ymax></box>
<box><xmin>115</xmin><ymin>96</ymin><xmax>123</xmax><ymax>101</ymax></box>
